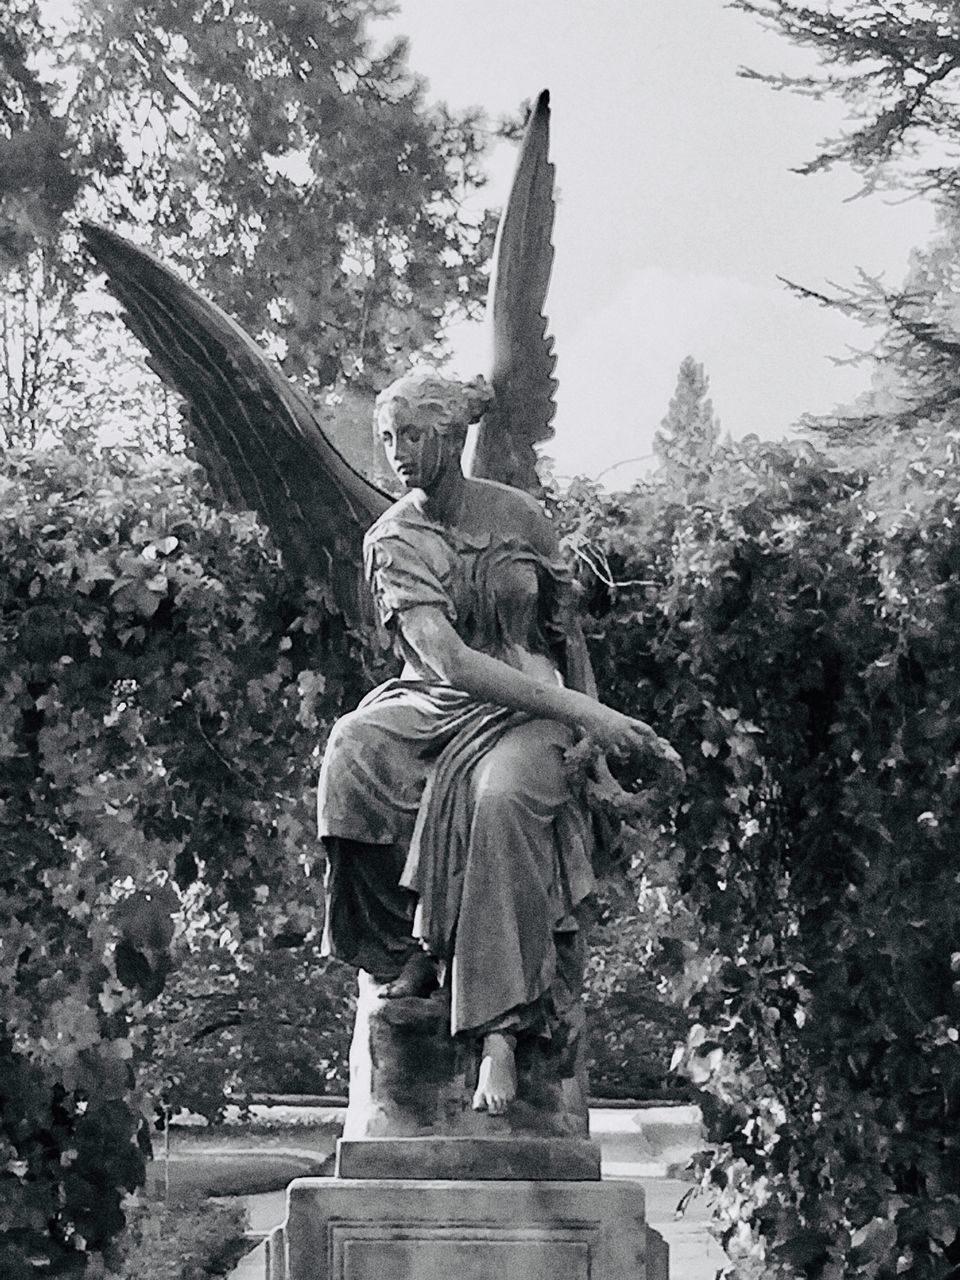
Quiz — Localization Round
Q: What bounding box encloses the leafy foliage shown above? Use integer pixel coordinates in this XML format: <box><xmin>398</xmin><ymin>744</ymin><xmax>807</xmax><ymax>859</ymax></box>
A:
<box><xmin>104</xmin><ymin>1195</ymin><xmax>248</xmax><ymax>1280</ymax></box>
<box><xmin>729</xmin><ymin>1</ymin><xmax>960</xmax><ymax>193</ymax></box>
<box><xmin>0</xmin><ymin>0</ymin><xmax>499</xmax><ymax>449</ymax></box>
<box><xmin>585</xmin><ymin>882</ymin><xmax>688</xmax><ymax>1100</ymax></box>
<box><xmin>0</xmin><ymin>0</ymin><xmax>81</xmax><ymax>259</ymax></box>
<box><xmin>560</xmin><ymin>430</ymin><xmax>960</xmax><ymax>1278</ymax></box>
<box><xmin>730</xmin><ymin>2</ymin><xmax>960</xmax><ymax>443</ymax></box>
<box><xmin>59</xmin><ymin>0</ymin><xmax>497</xmax><ymax>389</ymax></box>
<box><xmin>141</xmin><ymin>939</ymin><xmax>357</xmax><ymax>1115</ymax></box>
<box><xmin>0</xmin><ymin>447</ymin><xmax>367</xmax><ymax>1273</ymax></box>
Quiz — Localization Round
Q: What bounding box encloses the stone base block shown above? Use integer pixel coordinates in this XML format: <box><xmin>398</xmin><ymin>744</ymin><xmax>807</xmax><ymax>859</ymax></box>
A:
<box><xmin>267</xmin><ymin>1177</ymin><xmax>669</xmax><ymax>1280</ymax></box>
<box><xmin>335</xmin><ymin>1136</ymin><xmax>601</xmax><ymax>1181</ymax></box>
<box><xmin>344</xmin><ymin>972</ymin><xmax>590</xmax><ymax>1140</ymax></box>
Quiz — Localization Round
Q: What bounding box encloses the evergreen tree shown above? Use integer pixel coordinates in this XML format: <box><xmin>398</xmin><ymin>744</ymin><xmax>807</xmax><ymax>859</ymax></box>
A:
<box><xmin>654</xmin><ymin>355</ymin><xmax>720</xmax><ymax>485</ymax></box>
<box><xmin>732</xmin><ymin>2</ymin><xmax>960</xmax><ymax>439</ymax></box>
<box><xmin>730</xmin><ymin>1</ymin><xmax>960</xmax><ymax>194</ymax></box>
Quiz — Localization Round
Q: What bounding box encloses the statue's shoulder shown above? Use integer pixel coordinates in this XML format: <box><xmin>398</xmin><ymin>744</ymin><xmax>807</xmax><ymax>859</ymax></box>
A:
<box><xmin>467</xmin><ymin>477</ymin><xmax>550</xmax><ymax>545</ymax></box>
<box><xmin>364</xmin><ymin>495</ymin><xmax>454</xmax><ymax>574</ymax></box>
<box><xmin>469</xmin><ymin>477</ymin><xmax>543</xmax><ymax>519</ymax></box>
<box><xmin>365</xmin><ymin>492</ymin><xmax>428</xmax><ymax>545</ymax></box>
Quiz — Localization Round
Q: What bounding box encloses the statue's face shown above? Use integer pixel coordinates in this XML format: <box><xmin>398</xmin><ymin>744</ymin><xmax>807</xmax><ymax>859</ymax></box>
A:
<box><xmin>378</xmin><ymin>401</ymin><xmax>458</xmax><ymax>492</ymax></box>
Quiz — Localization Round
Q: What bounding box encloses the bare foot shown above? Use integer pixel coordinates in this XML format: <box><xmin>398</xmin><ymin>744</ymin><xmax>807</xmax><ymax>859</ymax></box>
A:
<box><xmin>383</xmin><ymin>950</ymin><xmax>438</xmax><ymax>998</ymax></box>
<box><xmin>472</xmin><ymin>1033</ymin><xmax>517</xmax><ymax>1115</ymax></box>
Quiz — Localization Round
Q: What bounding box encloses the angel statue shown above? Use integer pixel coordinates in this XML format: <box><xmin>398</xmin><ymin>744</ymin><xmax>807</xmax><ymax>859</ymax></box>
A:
<box><xmin>83</xmin><ymin>90</ymin><xmax>681</xmax><ymax>1133</ymax></box>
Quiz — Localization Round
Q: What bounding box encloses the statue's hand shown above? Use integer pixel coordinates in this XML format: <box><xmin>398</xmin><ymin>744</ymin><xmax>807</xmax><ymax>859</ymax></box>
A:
<box><xmin>585</xmin><ymin>707</ymin><xmax>684</xmax><ymax>784</ymax></box>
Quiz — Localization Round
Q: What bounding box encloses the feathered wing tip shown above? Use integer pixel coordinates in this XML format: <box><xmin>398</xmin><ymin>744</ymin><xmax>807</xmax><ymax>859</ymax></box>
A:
<box><xmin>81</xmin><ymin>223</ymin><xmax>390</xmax><ymax>630</ymax></box>
<box><xmin>468</xmin><ymin>88</ymin><xmax>558</xmax><ymax>494</ymax></box>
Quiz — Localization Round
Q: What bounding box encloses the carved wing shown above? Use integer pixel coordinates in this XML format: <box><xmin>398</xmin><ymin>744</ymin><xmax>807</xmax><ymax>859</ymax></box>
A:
<box><xmin>469</xmin><ymin>89</ymin><xmax>557</xmax><ymax>494</ymax></box>
<box><xmin>81</xmin><ymin>224</ymin><xmax>390</xmax><ymax>629</ymax></box>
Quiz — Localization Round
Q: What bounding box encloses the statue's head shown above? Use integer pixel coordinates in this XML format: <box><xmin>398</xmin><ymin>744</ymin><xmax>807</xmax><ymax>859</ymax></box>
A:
<box><xmin>375</xmin><ymin>368</ymin><xmax>493</xmax><ymax>491</ymax></box>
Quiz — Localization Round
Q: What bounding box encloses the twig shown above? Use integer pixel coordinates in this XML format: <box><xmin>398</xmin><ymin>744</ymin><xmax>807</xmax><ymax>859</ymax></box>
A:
<box><xmin>593</xmin><ymin>452</ymin><xmax>654</xmax><ymax>482</ymax></box>
<box><xmin>568</xmin><ymin>539</ymin><xmax>656</xmax><ymax>591</ymax></box>
<box><xmin>193</xmin><ymin>709</ymin><xmax>255</xmax><ymax>789</ymax></box>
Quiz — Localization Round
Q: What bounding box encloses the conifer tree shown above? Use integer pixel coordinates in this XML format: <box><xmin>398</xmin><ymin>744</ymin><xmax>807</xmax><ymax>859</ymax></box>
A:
<box><xmin>732</xmin><ymin>1</ymin><xmax>960</xmax><ymax>438</ymax></box>
<box><xmin>654</xmin><ymin>355</ymin><xmax>720</xmax><ymax>485</ymax></box>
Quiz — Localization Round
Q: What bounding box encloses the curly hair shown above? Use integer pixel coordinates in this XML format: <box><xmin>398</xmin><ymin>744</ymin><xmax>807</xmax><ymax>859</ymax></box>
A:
<box><xmin>374</xmin><ymin>368</ymin><xmax>494</xmax><ymax>437</ymax></box>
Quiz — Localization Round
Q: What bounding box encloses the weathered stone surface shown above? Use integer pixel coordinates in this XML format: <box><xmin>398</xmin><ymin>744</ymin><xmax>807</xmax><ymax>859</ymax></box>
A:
<box><xmin>342</xmin><ymin>932</ymin><xmax>590</xmax><ymax>1141</ymax></box>
<box><xmin>335</xmin><ymin>1135</ymin><xmax>601</xmax><ymax>1181</ymax></box>
<box><xmin>267</xmin><ymin>1176</ymin><xmax>670</xmax><ymax>1280</ymax></box>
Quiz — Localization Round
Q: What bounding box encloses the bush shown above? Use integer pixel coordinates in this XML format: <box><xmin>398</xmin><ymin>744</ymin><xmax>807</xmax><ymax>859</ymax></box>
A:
<box><xmin>105</xmin><ymin>1196</ymin><xmax>248</xmax><ymax>1280</ymax></box>
<box><xmin>0</xmin><ymin>448</ymin><xmax>364</xmax><ymax>1272</ymax></box>
<box><xmin>585</xmin><ymin>888</ymin><xmax>689</xmax><ymax>1100</ymax></box>
<box><xmin>143</xmin><ymin>942</ymin><xmax>357</xmax><ymax>1112</ymax></box>
<box><xmin>563</xmin><ymin>434</ymin><xmax>960</xmax><ymax>1277</ymax></box>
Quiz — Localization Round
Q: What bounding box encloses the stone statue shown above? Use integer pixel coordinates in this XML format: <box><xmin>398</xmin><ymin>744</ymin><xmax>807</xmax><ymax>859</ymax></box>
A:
<box><xmin>81</xmin><ymin>89</ymin><xmax>681</xmax><ymax>1146</ymax></box>
<box><xmin>84</xmin><ymin>91</ymin><xmax>679</xmax><ymax>1278</ymax></box>
<box><xmin>317</xmin><ymin>366</ymin><xmax>680</xmax><ymax>1121</ymax></box>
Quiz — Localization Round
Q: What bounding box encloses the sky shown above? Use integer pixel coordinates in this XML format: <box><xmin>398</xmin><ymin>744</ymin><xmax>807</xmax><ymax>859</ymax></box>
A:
<box><xmin>372</xmin><ymin>0</ymin><xmax>938</xmax><ymax>485</ymax></box>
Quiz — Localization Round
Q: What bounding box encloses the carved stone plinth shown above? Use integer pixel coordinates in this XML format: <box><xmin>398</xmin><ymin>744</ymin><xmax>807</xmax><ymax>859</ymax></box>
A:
<box><xmin>343</xmin><ymin>954</ymin><xmax>589</xmax><ymax>1141</ymax></box>
<box><xmin>335</xmin><ymin>1135</ymin><xmax>600</xmax><ymax>1181</ymax></box>
<box><xmin>281</xmin><ymin>930</ymin><xmax>673</xmax><ymax>1278</ymax></box>
<box><xmin>267</xmin><ymin>1177</ymin><xmax>669</xmax><ymax>1280</ymax></box>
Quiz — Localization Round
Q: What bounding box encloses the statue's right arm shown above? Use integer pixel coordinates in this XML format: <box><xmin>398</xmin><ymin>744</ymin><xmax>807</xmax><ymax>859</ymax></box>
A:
<box><xmin>398</xmin><ymin>604</ymin><xmax>673</xmax><ymax>762</ymax></box>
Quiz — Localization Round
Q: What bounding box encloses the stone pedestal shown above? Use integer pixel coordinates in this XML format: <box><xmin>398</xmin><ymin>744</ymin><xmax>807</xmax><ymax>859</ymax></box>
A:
<box><xmin>267</xmin><ymin>1177</ymin><xmax>669</xmax><ymax>1280</ymax></box>
<box><xmin>343</xmin><ymin>958</ymin><xmax>589</xmax><ymax>1141</ymax></box>
<box><xmin>268</xmin><ymin>944</ymin><xmax>669</xmax><ymax>1278</ymax></box>
<box><xmin>335</xmin><ymin>1135</ymin><xmax>601</xmax><ymax>1180</ymax></box>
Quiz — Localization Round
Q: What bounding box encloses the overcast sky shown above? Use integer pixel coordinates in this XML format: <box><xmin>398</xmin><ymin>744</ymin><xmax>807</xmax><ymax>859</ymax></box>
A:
<box><xmin>374</xmin><ymin>0</ymin><xmax>937</xmax><ymax>485</ymax></box>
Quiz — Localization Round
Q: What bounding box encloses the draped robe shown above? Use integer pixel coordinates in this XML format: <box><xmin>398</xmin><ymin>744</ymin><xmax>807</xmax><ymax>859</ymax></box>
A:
<box><xmin>317</xmin><ymin>498</ymin><xmax>597</xmax><ymax>1036</ymax></box>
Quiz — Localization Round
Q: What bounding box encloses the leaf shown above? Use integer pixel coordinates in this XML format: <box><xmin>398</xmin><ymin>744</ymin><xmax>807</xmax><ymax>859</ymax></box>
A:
<box><xmin>772</xmin><ymin>1228</ymin><xmax>831</xmax><ymax>1267</ymax></box>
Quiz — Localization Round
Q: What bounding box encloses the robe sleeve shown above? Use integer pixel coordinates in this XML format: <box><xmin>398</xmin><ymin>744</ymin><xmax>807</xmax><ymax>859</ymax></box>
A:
<box><xmin>363</xmin><ymin>524</ymin><xmax>458</xmax><ymax>632</ymax></box>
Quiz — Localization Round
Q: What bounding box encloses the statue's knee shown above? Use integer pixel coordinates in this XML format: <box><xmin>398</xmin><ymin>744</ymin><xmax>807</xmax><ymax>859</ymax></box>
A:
<box><xmin>322</xmin><ymin>708</ymin><xmax>377</xmax><ymax>772</ymax></box>
<box><xmin>473</xmin><ymin>762</ymin><xmax>525</xmax><ymax>812</ymax></box>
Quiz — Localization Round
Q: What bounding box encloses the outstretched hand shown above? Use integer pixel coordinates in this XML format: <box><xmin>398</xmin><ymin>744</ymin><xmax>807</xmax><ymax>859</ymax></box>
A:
<box><xmin>585</xmin><ymin>706</ymin><xmax>685</xmax><ymax>784</ymax></box>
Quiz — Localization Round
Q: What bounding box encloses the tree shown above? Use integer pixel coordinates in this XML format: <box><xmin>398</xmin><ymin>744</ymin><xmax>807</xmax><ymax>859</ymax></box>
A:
<box><xmin>732</xmin><ymin>2</ymin><xmax>960</xmax><ymax>440</ymax></box>
<box><xmin>0</xmin><ymin>0</ymin><xmax>500</xmax><ymax>451</ymax></box>
<box><xmin>59</xmin><ymin>0</ymin><xmax>498</xmax><ymax>391</ymax></box>
<box><xmin>653</xmin><ymin>355</ymin><xmax>720</xmax><ymax>486</ymax></box>
<box><xmin>0</xmin><ymin>18</ymin><xmax>174</xmax><ymax>455</ymax></box>
<box><xmin>0</xmin><ymin>3</ymin><xmax>90</xmax><ymax>448</ymax></box>
<box><xmin>0</xmin><ymin>1</ymin><xmax>81</xmax><ymax>261</ymax></box>
<box><xmin>0</xmin><ymin>246</ymin><xmax>182</xmax><ymax>453</ymax></box>
<box><xmin>730</xmin><ymin>1</ymin><xmax>960</xmax><ymax>195</ymax></box>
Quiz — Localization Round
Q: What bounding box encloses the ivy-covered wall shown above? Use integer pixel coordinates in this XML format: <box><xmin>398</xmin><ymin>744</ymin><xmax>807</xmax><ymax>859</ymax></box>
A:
<box><xmin>563</xmin><ymin>434</ymin><xmax>960</xmax><ymax>1278</ymax></box>
<box><xmin>0</xmin><ymin>449</ymin><xmax>361</xmax><ymax>1275</ymax></box>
